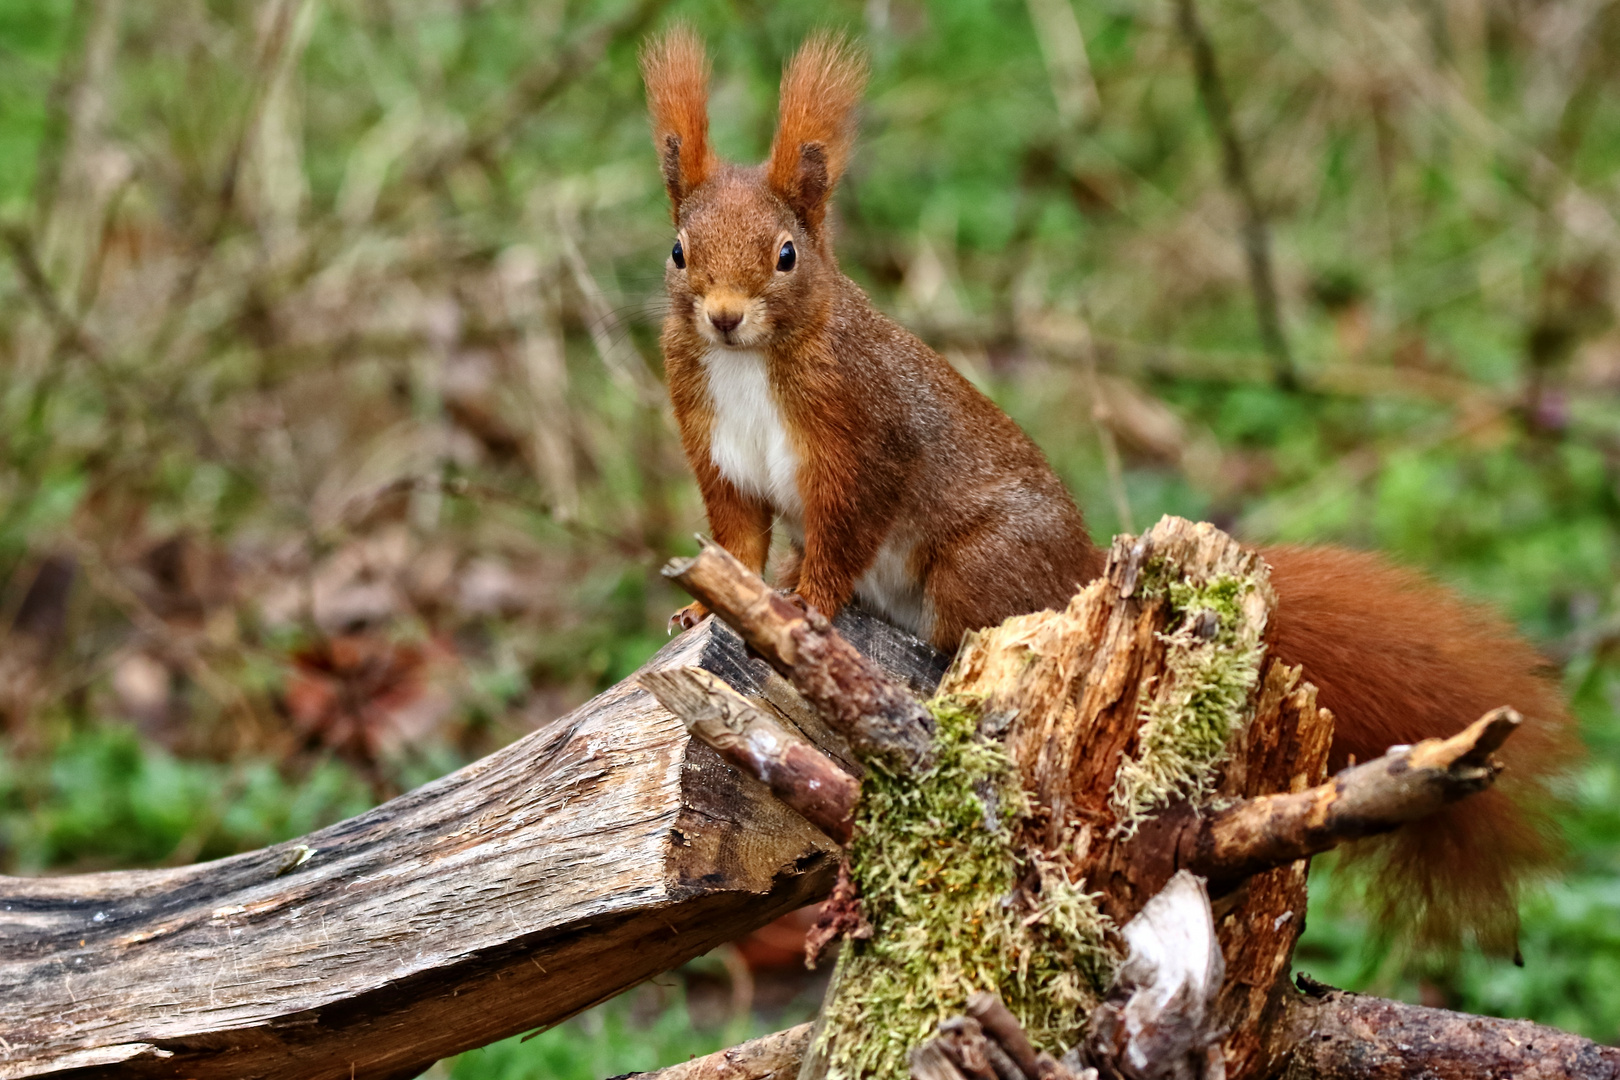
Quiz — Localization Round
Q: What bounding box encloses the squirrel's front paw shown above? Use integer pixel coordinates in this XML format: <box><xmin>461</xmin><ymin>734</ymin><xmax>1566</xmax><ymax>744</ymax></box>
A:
<box><xmin>668</xmin><ymin>601</ymin><xmax>709</xmax><ymax>635</ymax></box>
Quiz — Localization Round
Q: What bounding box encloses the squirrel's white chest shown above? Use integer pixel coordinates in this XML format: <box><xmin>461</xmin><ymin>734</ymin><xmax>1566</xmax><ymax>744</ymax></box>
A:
<box><xmin>701</xmin><ymin>348</ymin><xmax>803</xmax><ymax>518</ymax></box>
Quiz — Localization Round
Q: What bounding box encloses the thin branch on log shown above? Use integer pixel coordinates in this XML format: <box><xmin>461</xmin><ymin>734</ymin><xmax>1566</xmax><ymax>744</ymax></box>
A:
<box><xmin>663</xmin><ymin>538</ymin><xmax>938</xmax><ymax>774</ymax></box>
<box><xmin>640</xmin><ymin>666</ymin><xmax>862</xmax><ymax>844</ymax></box>
<box><xmin>1274</xmin><ymin>980</ymin><xmax>1620</xmax><ymax>1080</ymax></box>
<box><xmin>1182</xmin><ymin>707</ymin><xmax>1521</xmax><ymax>884</ymax></box>
<box><xmin>630</xmin><ymin>1022</ymin><xmax>813</xmax><ymax>1080</ymax></box>
<box><xmin>631</xmin><ymin>978</ymin><xmax>1620</xmax><ymax>1080</ymax></box>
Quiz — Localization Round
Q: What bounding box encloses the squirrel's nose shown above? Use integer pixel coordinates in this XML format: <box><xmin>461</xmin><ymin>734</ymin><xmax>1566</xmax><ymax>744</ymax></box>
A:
<box><xmin>708</xmin><ymin>310</ymin><xmax>743</xmax><ymax>335</ymax></box>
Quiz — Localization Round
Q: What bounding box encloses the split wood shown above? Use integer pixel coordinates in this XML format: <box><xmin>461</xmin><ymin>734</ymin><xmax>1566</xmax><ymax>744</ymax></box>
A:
<box><xmin>0</xmin><ymin>610</ymin><xmax>940</xmax><ymax>1080</ymax></box>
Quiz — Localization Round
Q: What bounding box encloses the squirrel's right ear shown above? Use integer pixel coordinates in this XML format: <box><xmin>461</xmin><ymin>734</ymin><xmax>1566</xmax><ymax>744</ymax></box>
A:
<box><xmin>767</xmin><ymin>33</ymin><xmax>868</xmax><ymax>238</ymax></box>
<box><xmin>641</xmin><ymin>26</ymin><xmax>716</xmax><ymax>218</ymax></box>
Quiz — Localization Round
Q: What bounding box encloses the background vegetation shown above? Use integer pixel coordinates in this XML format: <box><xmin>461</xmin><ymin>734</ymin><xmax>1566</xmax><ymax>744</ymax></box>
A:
<box><xmin>4</xmin><ymin>0</ymin><xmax>1620</xmax><ymax>1071</ymax></box>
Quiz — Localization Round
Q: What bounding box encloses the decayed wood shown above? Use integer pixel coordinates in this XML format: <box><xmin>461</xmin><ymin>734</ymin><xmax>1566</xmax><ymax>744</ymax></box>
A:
<box><xmin>1183</xmin><ymin>707</ymin><xmax>1521</xmax><ymax>883</ymax></box>
<box><xmin>664</xmin><ymin>539</ymin><xmax>939</xmax><ymax>774</ymax></box>
<box><xmin>912</xmin><ymin>517</ymin><xmax>1573</xmax><ymax>1080</ymax></box>
<box><xmin>1274</xmin><ymin>982</ymin><xmax>1620</xmax><ymax>1080</ymax></box>
<box><xmin>651</xmin><ymin>517</ymin><xmax>1593</xmax><ymax>1080</ymax></box>
<box><xmin>1086</xmin><ymin>871</ymin><xmax>1225</xmax><ymax>1080</ymax></box>
<box><xmin>633</xmin><ymin>1022</ymin><xmax>814</xmax><ymax>1080</ymax></box>
<box><xmin>1200</xmin><ymin>661</ymin><xmax>1330</xmax><ymax>1080</ymax></box>
<box><xmin>641</xmin><ymin>666</ymin><xmax>862</xmax><ymax>844</ymax></box>
<box><xmin>909</xmin><ymin>1016</ymin><xmax>1034</xmax><ymax>1080</ymax></box>
<box><xmin>0</xmin><ymin>611</ymin><xmax>944</xmax><ymax>1080</ymax></box>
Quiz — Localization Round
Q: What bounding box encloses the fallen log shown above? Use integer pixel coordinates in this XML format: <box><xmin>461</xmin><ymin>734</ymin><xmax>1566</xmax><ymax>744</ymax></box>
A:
<box><xmin>0</xmin><ymin>611</ymin><xmax>945</xmax><ymax>1080</ymax></box>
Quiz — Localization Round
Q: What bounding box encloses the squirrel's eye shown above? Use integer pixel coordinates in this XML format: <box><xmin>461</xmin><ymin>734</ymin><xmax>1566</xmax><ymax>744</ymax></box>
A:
<box><xmin>671</xmin><ymin>240</ymin><xmax>685</xmax><ymax>269</ymax></box>
<box><xmin>776</xmin><ymin>240</ymin><xmax>796</xmax><ymax>272</ymax></box>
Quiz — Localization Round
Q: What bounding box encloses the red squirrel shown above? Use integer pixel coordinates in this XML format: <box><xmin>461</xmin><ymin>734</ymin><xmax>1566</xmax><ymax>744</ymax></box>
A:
<box><xmin>641</xmin><ymin>29</ymin><xmax>1571</xmax><ymax>952</ymax></box>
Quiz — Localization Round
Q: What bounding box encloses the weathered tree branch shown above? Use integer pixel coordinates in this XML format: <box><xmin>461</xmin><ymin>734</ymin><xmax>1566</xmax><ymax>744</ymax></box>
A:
<box><xmin>641</xmin><ymin>666</ymin><xmax>862</xmax><ymax>844</ymax></box>
<box><xmin>0</xmin><ymin>612</ymin><xmax>941</xmax><ymax>1080</ymax></box>
<box><xmin>1182</xmin><ymin>707</ymin><xmax>1521</xmax><ymax>884</ymax></box>
<box><xmin>663</xmin><ymin>539</ymin><xmax>939</xmax><ymax>774</ymax></box>
<box><xmin>1275</xmin><ymin>980</ymin><xmax>1620</xmax><ymax>1080</ymax></box>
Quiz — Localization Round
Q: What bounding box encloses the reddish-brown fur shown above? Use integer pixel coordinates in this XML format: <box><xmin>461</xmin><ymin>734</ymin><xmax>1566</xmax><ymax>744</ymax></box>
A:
<box><xmin>642</xmin><ymin>31</ymin><xmax>1573</xmax><ymax>951</ymax></box>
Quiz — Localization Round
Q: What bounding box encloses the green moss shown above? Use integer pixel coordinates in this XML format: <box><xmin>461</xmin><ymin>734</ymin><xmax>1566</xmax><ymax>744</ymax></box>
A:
<box><xmin>1110</xmin><ymin>572</ymin><xmax>1266</xmax><ymax>834</ymax></box>
<box><xmin>820</xmin><ymin>699</ymin><xmax>1112</xmax><ymax>1080</ymax></box>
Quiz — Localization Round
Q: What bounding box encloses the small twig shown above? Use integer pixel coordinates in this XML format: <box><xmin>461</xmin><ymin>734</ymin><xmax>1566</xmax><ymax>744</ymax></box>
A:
<box><xmin>2</xmin><ymin>225</ymin><xmax>108</xmax><ymax>365</ymax></box>
<box><xmin>1172</xmin><ymin>0</ymin><xmax>1296</xmax><ymax>391</ymax></box>
<box><xmin>662</xmin><ymin>539</ymin><xmax>938</xmax><ymax>775</ymax></box>
<box><xmin>639</xmin><ymin>666</ymin><xmax>861</xmax><ymax>844</ymax></box>
<box><xmin>1180</xmin><ymin>707</ymin><xmax>1521</xmax><ymax>883</ymax></box>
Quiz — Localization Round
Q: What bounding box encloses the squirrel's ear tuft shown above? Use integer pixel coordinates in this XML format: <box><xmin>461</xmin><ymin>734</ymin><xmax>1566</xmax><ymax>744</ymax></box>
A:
<box><xmin>641</xmin><ymin>25</ymin><xmax>717</xmax><ymax>218</ymax></box>
<box><xmin>767</xmin><ymin>32</ymin><xmax>868</xmax><ymax>236</ymax></box>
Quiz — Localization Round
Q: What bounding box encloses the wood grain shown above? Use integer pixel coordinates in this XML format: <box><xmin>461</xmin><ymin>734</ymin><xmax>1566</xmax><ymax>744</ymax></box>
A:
<box><xmin>1275</xmin><ymin>982</ymin><xmax>1620</xmax><ymax>1080</ymax></box>
<box><xmin>0</xmin><ymin>609</ymin><xmax>944</xmax><ymax>1080</ymax></box>
<box><xmin>640</xmin><ymin>666</ymin><xmax>861</xmax><ymax>844</ymax></box>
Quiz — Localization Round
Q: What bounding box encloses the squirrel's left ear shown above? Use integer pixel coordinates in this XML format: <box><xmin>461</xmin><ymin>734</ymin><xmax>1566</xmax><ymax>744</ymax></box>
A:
<box><xmin>766</xmin><ymin>32</ymin><xmax>868</xmax><ymax>238</ymax></box>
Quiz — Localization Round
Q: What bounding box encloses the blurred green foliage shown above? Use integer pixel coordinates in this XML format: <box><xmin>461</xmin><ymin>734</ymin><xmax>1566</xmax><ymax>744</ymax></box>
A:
<box><xmin>442</xmin><ymin>986</ymin><xmax>761</xmax><ymax>1080</ymax></box>
<box><xmin>4</xmin><ymin>0</ymin><xmax>1620</xmax><ymax>1073</ymax></box>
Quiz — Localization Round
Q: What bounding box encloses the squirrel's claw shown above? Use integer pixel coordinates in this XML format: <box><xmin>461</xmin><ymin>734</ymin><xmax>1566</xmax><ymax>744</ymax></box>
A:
<box><xmin>668</xmin><ymin>602</ymin><xmax>708</xmax><ymax>635</ymax></box>
<box><xmin>777</xmin><ymin>589</ymin><xmax>812</xmax><ymax>614</ymax></box>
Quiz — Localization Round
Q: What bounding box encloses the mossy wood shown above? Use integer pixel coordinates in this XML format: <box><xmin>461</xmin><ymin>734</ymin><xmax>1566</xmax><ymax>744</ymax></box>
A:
<box><xmin>646</xmin><ymin>516</ymin><xmax>1600</xmax><ymax>1080</ymax></box>
<box><xmin>0</xmin><ymin>611</ymin><xmax>944</xmax><ymax>1080</ymax></box>
<box><xmin>795</xmin><ymin>516</ymin><xmax>1327</xmax><ymax>1080</ymax></box>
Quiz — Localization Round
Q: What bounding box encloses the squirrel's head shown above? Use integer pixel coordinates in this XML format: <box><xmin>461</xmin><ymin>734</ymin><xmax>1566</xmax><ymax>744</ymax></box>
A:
<box><xmin>640</xmin><ymin>28</ymin><xmax>866</xmax><ymax>349</ymax></box>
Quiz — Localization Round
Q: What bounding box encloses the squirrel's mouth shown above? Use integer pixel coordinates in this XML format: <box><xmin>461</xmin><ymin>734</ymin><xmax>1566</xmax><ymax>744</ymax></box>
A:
<box><xmin>693</xmin><ymin>303</ymin><xmax>769</xmax><ymax>349</ymax></box>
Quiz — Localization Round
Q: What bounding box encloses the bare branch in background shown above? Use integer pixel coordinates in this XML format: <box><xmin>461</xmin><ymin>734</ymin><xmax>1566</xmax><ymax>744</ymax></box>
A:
<box><xmin>2</xmin><ymin>226</ymin><xmax>107</xmax><ymax>365</ymax></box>
<box><xmin>32</xmin><ymin>0</ymin><xmax>122</xmax><ymax>244</ymax></box>
<box><xmin>498</xmin><ymin>247</ymin><xmax>580</xmax><ymax>520</ymax></box>
<box><xmin>1075</xmin><ymin>313</ymin><xmax>1134</xmax><ymax>532</ymax></box>
<box><xmin>558</xmin><ymin>204</ymin><xmax>663</xmax><ymax>404</ymax></box>
<box><xmin>410</xmin><ymin>0</ymin><xmax>672</xmax><ymax>187</ymax></box>
<box><xmin>1173</xmin><ymin>0</ymin><xmax>1297</xmax><ymax>391</ymax></box>
<box><xmin>1025</xmin><ymin>0</ymin><xmax>1100</xmax><ymax>129</ymax></box>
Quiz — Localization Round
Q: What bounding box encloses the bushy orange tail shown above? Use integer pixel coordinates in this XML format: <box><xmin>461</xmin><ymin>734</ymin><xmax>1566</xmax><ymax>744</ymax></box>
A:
<box><xmin>1263</xmin><ymin>545</ymin><xmax>1575</xmax><ymax>954</ymax></box>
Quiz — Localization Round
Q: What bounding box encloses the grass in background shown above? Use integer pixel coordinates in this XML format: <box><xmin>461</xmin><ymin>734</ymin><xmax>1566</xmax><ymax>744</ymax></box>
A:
<box><xmin>4</xmin><ymin>0</ymin><xmax>1620</xmax><ymax>1071</ymax></box>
